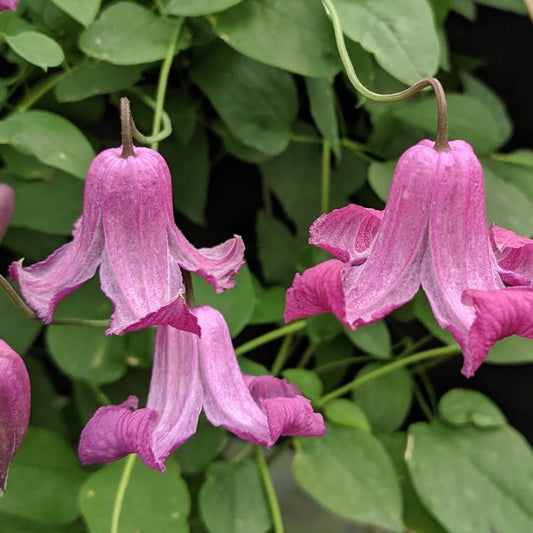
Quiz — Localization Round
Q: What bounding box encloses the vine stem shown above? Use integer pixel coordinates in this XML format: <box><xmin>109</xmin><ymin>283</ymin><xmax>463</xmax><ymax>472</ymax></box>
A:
<box><xmin>321</xmin><ymin>140</ymin><xmax>331</xmax><ymax>214</ymax></box>
<box><xmin>255</xmin><ymin>447</ymin><xmax>284</xmax><ymax>533</ymax></box>
<box><xmin>234</xmin><ymin>321</ymin><xmax>306</xmax><ymax>356</ymax></box>
<box><xmin>14</xmin><ymin>70</ymin><xmax>68</xmax><ymax>113</ymax></box>
<box><xmin>317</xmin><ymin>344</ymin><xmax>461</xmax><ymax>406</ymax></box>
<box><xmin>321</xmin><ymin>0</ymin><xmax>449</xmax><ymax>151</ymax></box>
<box><xmin>270</xmin><ymin>334</ymin><xmax>294</xmax><ymax>376</ymax></box>
<box><xmin>110</xmin><ymin>454</ymin><xmax>136</xmax><ymax>533</ymax></box>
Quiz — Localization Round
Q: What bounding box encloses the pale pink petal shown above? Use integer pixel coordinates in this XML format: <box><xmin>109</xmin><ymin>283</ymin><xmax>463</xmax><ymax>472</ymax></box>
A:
<box><xmin>0</xmin><ymin>340</ymin><xmax>30</xmax><ymax>495</ymax></box>
<box><xmin>0</xmin><ymin>1</ymin><xmax>18</xmax><ymax>11</ymax></box>
<box><xmin>0</xmin><ymin>184</ymin><xmax>14</xmax><ymax>243</ymax></box>
<box><xmin>196</xmin><ymin>306</ymin><xmax>272</xmax><ymax>446</ymax></box>
<box><xmin>284</xmin><ymin>259</ymin><xmax>347</xmax><ymax>325</ymax></box>
<box><xmin>489</xmin><ymin>224</ymin><xmax>533</xmax><ymax>286</ymax></box>
<box><xmin>462</xmin><ymin>288</ymin><xmax>533</xmax><ymax>377</ymax></box>
<box><xmin>309</xmin><ymin>205</ymin><xmax>383</xmax><ymax>265</ymax></box>
<box><xmin>421</xmin><ymin>140</ymin><xmax>503</xmax><ymax>348</ymax></box>
<box><xmin>245</xmin><ymin>376</ymin><xmax>326</xmax><ymax>441</ymax></box>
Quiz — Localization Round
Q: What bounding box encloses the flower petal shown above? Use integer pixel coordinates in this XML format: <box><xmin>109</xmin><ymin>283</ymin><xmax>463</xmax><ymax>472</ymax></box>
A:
<box><xmin>309</xmin><ymin>205</ymin><xmax>383</xmax><ymax>265</ymax></box>
<box><xmin>489</xmin><ymin>224</ymin><xmax>533</xmax><ymax>286</ymax></box>
<box><xmin>462</xmin><ymin>288</ymin><xmax>533</xmax><ymax>377</ymax></box>
<box><xmin>245</xmin><ymin>376</ymin><xmax>326</xmax><ymax>441</ymax></box>
<box><xmin>0</xmin><ymin>340</ymin><xmax>30</xmax><ymax>495</ymax></box>
<box><xmin>196</xmin><ymin>306</ymin><xmax>272</xmax><ymax>446</ymax></box>
<box><xmin>0</xmin><ymin>183</ymin><xmax>14</xmax><ymax>243</ymax></box>
<box><xmin>284</xmin><ymin>259</ymin><xmax>347</xmax><ymax>325</ymax></box>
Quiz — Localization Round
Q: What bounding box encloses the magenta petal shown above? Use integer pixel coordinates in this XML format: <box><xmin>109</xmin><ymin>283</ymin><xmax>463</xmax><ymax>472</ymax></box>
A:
<box><xmin>284</xmin><ymin>259</ymin><xmax>347</xmax><ymax>324</ymax></box>
<box><xmin>78</xmin><ymin>396</ymin><xmax>159</xmax><ymax>470</ymax></box>
<box><xmin>196</xmin><ymin>306</ymin><xmax>272</xmax><ymax>446</ymax></box>
<box><xmin>462</xmin><ymin>288</ymin><xmax>533</xmax><ymax>377</ymax></box>
<box><xmin>0</xmin><ymin>340</ymin><xmax>30</xmax><ymax>495</ymax></box>
<box><xmin>0</xmin><ymin>184</ymin><xmax>14</xmax><ymax>243</ymax></box>
<box><xmin>0</xmin><ymin>1</ymin><xmax>18</xmax><ymax>11</ymax></box>
<box><xmin>489</xmin><ymin>224</ymin><xmax>533</xmax><ymax>286</ymax></box>
<box><xmin>245</xmin><ymin>376</ymin><xmax>325</xmax><ymax>442</ymax></box>
<box><xmin>309</xmin><ymin>205</ymin><xmax>383</xmax><ymax>265</ymax></box>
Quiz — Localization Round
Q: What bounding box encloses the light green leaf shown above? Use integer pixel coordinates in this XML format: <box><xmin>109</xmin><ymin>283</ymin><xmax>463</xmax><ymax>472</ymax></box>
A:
<box><xmin>213</xmin><ymin>0</ymin><xmax>340</xmax><ymax>77</ymax></box>
<box><xmin>333</xmin><ymin>0</ymin><xmax>440</xmax><ymax>84</ymax></box>
<box><xmin>352</xmin><ymin>363</ymin><xmax>413</xmax><ymax>432</ymax></box>
<box><xmin>80</xmin><ymin>2</ymin><xmax>179</xmax><ymax>65</ymax></box>
<box><xmin>4</xmin><ymin>31</ymin><xmax>64</xmax><ymax>70</ymax></box>
<box><xmin>451</xmin><ymin>0</ymin><xmax>477</xmax><ymax>20</ymax></box>
<box><xmin>283</xmin><ymin>368</ymin><xmax>324</xmax><ymax>402</ymax></box>
<box><xmin>80</xmin><ymin>457</ymin><xmax>189</xmax><ymax>532</ymax></box>
<box><xmin>199</xmin><ymin>460</ymin><xmax>271</xmax><ymax>533</ymax></box>
<box><xmin>413</xmin><ymin>290</ymin><xmax>456</xmax><ymax>345</ymax></box>
<box><xmin>50</xmin><ymin>0</ymin><xmax>101</xmax><ymax>27</ymax></box>
<box><xmin>407</xmin><ymin>422</ymin><xmax>533</xmax><ymax>533</ymax></box>
<box><xmin>486</xmin><ymin>335</ymin><xmax>533</xmax><ymax>365</ymax></box>
<box><xmin>368</xmin><ymin>160</ymin><xmax>395</xmax><ymax>201</ymax></box>
<box><xmin>0</xmin><ymin>428</ymin><xmax>86</xmax><ymax>525</ymax></box>
<box><xmin>474</xmin><ymin>0</ymin><xmax>527</xmax><ymax>14</ymax></box>
<box><xmin>0</xmin><ymin>111</ymin><xmax>94</xmax><ymax>179</ymax></box>
<box><xmin>191</xmin><ymin>44</ymin><xmax>298</xmax><ymax>156</ymax></box>
<box><xmin>324</xmin><ymin>399</ymin><xmax>372</xmax><ymax>432</ymax></box>
<box><xmin>163</xmin><ymin>0</ymin><xmax>243</xmax><ymax>16</ymax></box>
<box><xmin>293</xmin><ymin>424</ymin><xmax>403</xmax><ymax>531</ymax></box>
<box><xmin>344</xmin><ymin>320</ymin><xmax>392</xmax><ymax>358</ymax></box>
<box><xmin>491</xmin><ymin>149</ymin><xmax>533</xmax><ymax>167</ymax></box>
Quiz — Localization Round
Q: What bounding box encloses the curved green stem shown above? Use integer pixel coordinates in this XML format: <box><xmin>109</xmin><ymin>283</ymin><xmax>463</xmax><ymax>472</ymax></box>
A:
<box><xmin>321</xmin><ymin>140</ymin><xmax>331</xmax><ymax>214</ymax></box>
<box><xmin>321</xmin><ymin>0</ymin><xmax>449</xmax><ymax>150</ymax></box>
<box><xmin>255</xmin><ymin>447</ymin><xmax>284</xmax><ymax>533</ymax></box>
<box><xmin>127</xmin><ymin>88</ymin><xmax>172</xmax><ymax>145</ymax></box>
<box><xmin>151</xmin><ymin>18</ymin><xmax>184</xmax><ymax>150</ymax></box>
<box><xmin>317</xmin><ymin>344</ymin><xmax>461</xmax><ymax>406</ymax></box>
<box><xmin>14</xmin><ymin>70</ymin><xmax>69</xmax><ymax>113</ymax></box>
<box><xmin>271</xmin><ymin>334</ymin><xmax>294</xmax><ymax>376</ymax></box>
<box><xmin>110</xmin><ymin>454</ymin><xmax>136</xmax><ymax>533</ymax></box>
<box><xmin>49</xmin><ymin>317</ymin><xmax>109</xmax><ymax>328</ymax></box>
<box><xmin>235</xmin><ymin>321</ymin><xmax>306</xmax><ymax>357</ymax></box>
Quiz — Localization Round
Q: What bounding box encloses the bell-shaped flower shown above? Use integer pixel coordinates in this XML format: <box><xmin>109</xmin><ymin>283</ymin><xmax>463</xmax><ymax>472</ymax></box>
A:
<box><xmin>10</xmin><ymin>146</ymin><xmax>244</xmax><ymax>336</ymax></box>
<box><xmin>0</xmin><ymin>183</ymin><xmax>14</xmax><ymax>243</ymax></box>
<box><xmin>78</xmin><ymin>305</ymin><xmax>325</xmax><ymax>471</ymax></box>
<box><xmin>285</xmin><ymin>140</ymin><xmax>533</xmax><ymax>377</ymax></box>
<box><xmin>0</xmin><ymin>340</ymin><xmax>30</xmax><ymax>496</ymax></box>
<box><xmin>0</xmin><ymin>1</ymin><xmax>18</xmax><ymax>11</ymax></box>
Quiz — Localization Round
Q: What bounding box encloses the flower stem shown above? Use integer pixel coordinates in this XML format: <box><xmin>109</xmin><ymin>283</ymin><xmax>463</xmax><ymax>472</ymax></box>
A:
<box><xmin>297</xmin><ymin>344</ymin><xmax>316</xmax><ymax>368</ymax></box>
<box><xmin>321</xmin><ymin>140</ymin><xmax>331</xmax><ymax>214</ymax></box>
<box><xmin>234</xmin><ymin>321</ymin><xmax>306</xmax><ymax>357</ymax></box>
<box><xmin>14</xmin><ymin>70</ymin><xmax>69</xmax><ymax>113</ymax></box>
<box><xmin>120</xmin><ymin>97</ymin><xmax>135</xmax><ymax>158</ymax></box>
<box><xmin>110</xmin><ymin>454</ymin><xmax>136</xmax><ymax>533</ymax></box>
<box><xmin>151</xmin><ymin>18</ymin><xmax>184</xmax><ymax>150</ymax></box>
<box><xmin>271</xmin><ymin>334</ymin><xmax>294</xmax><ymax>376</ymax></box>
<box><xmin>317</xmin><ymin>344</ymin><xmax>461</xmax><ymax>406</ymax></box>
<box><xmin>255</xmin><ymin>447</ymin><xmax>284</xmax><ymax>533</ymax></box>
<box><xmin>321</xmin><ymin>0</ymin><xmax>449</xmax><ymax>151</ymax></box>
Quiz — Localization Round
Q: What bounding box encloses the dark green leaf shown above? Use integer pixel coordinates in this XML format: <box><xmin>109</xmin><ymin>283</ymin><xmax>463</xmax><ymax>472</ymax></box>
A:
<box><xmin>368</xmin><ymin>160</ymin><xmax>395</xmax><ymax>202</ymax></box>
<box><xmin>163</xmin><ymin>0</ymin><xmax>243</xmax><ymax>16</ymax></box>
<box><xmin>282</xmin><ymin>368</ymin><xmax>323</xmax><ymax>402</ymax></box>
<box><xmin>344</xmin><ymin>321</ymin><xmax>392</xmax><ymax>358</ymax></box>
<box><xmin>212</xmin><ymin>121</ymin><xmax>271</xmax><ymax>164</ymax></box>
<box><xmin>474</xmin><ymin>0</ymin><xmax>527</xmax><ymax>14</ymax></box>
<box><xmin>4</xmin><ymin>31</ymin><xmax>64</xmax><ymax>70</ymax></box>
<box><xmin>249</xmin><ymin>278</ymin><xmax>285</xmax><ymax>324</ymax></box>
<box><xmin>50</xmin><ymin>0</ymin><xmax>100</xmax><ymax>27</ymax></box>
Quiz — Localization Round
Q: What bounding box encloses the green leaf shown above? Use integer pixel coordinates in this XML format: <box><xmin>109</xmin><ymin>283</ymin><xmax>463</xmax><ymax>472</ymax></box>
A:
<box><xmin>452</xmin><ymin>0</ymin><xmax>477</xmax><ymax>20</ymax></box>
<box><xmin>80</xmin><ymin>457</ymin><xmax>189</xmax><ymax>532</ymax></box>
<box><xmin>238</xmin><ymin>357</ymin><xmax>269</xmax><ymax>376</ymax></box>
<box><xmin>199</xmin><ymin>460</ymin><xmax>271</xmax><ymax>533</ymax></box>
<box><xmin>439</xmin><ymin>388</ymin><xmax>507</xmax><ymax>428</ymax></box>
<box><xmin>412</xmin><ymin>290</ymin><xmax>456</xmax><ymax>345</ymax></box>
<box><xmin>213</xmin><ymin>0</ymin><xmax>340</xmax><ymax>77</ymax></box>
<box><xmin>306</xmin><ymin>314</ymin><xmax>343</xmax><ymax>345</ymax></box>
<box><xmin>163</xmin><ymin>0</ymin><xmax>243</xmax><ymax>16</ymax></box>
<box><xmin>2</xmin><ymin>227</ymin><xmax>67</xmax><ymax>263</ymax></box>
<box><xmin>80</xmin><ymin>2</ymin><xmax>179</xmax><ymax>65</ymax></box>
<box><xmin>486</xmin><ymin>335</ymin><xmax>533</xmax><ymax>365</ymax></box>
<box><xmin>46</xmin><ymin>278</ymin><xmax>127</xmax><ymax>385</ymax></box>
<box><xmin>193</xmin><ymin>264</ymin><xmax>256</xmax><ymax>337</ymax></box>
<box><xmin>344</xmin><ymin>320</ymin><xmax>392</xmax><ymax>358</ymax></box>
<box><xmin>406</xmin><ymin>421</ymin><xmax>533</xmax><ymax>533</ymax></box>
<box><xmin>4</xmin><ymin>31</ymin><xmax>64</xmax><ymax>70</ymax></box>
<box><xmin>212</xmin><ymin>121</ymin><xmax>271</xmax><ymax>164</ymax></box>
<box><xmin>282</xmin><ymin>368</ymin><xmax>324</xmax><ymax>402</ymax></box>
<box><xmin>293</xmin><ymin>424</ymin><xmax>403</xmax><ymax>531</ymax></box>
<box><xmin>50</xmin><ymin>0</ymin><xmax>101</xmax><ymax>27</ymax></box>
<box><xmin>305</xmin><ymin>77</ymin><xmax>340</xmax><ymax>158</ymax></box>
<box><xmin>0</xmin><ymin>428</ymin><xmax>86</xmax><ymax>525</ymax></box>
<box><xmin>491</xmin><ymin>149</ymin><xmax>533</xmax><ymax>167</ymax></box>
<box><xmin>368</xmin><ymin>160</ymin><xmax>395</xmax><ymax>202</ymax></box>
<box><xmin>55</xmin><ymin>60</ymin><xmax>142</xmax><ymax>102</ymax></box>
<box><xmin>474</xmin><ymin>0</ymin><xmax>527</xmax><ymax>14</ymax></box>
<box><xmin>324</xmin><ymin>399</ymin><xmax>372</xmax><ymax>432</ymax></box>
<box><xmin>249</xmin><ymin>278</ymin><xmax>285</xmax><ymax>324</ymax></box>
<box><xmin>0</xmin><ymin>111</ymin><xmax>94</xmax><ymax>179</ymax></box>
<box><xmin>191</xmin><ymin>44</ymin><xmax>298</xmax><ymax>156</ymax></box>
<box><xmin>352</xmin><ymin>363</ymin><xmax>413</xmax><ymax>432</ymax></box>
<box><xmin>333</xmin><ymin>0</ymin><xmax>440</xmax><ymax>84</ymax></box>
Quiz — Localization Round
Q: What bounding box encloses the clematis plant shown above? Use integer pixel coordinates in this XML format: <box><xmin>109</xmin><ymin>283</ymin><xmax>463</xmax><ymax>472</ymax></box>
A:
<box><xmin>78</xmin><ymin>305</ymin><xmax>325</xmax><ymax>471</ymax></box>
<box><xmin>0</xmin><ymin>0</ymin><xmax>18</xmax><ymax>11</ymax></box>
<box><xmin>9</xmin><ymin>99</ymin><xmax>244</xmax><ymax>336</ymax></box>
<box><xmin>285</xmin><ymin>138</ymin><xmax>533</xmax><ymax>377</ymax></box>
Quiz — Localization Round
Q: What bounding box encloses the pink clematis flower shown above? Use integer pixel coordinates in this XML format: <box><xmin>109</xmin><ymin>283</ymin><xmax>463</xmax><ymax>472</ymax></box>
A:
<box><xmin>10</xmin><ymin>146</ymin><xmax>244</xmax><ymax>336</ymax></box>
<box><xmin>285</xmin><ymin>139</ymin><xmax>533</xmax><ymax>377</ymax></box>
<box><xmin>0</xmin><ymin>184</ymin><xmax>14</xmax><ymax>243</ymax></box>
<box><xmin>0</xmin><ymin>1</ymin><xmax>18</xmax><ymax>11</ymax></box>
<box><xmin>0</xmin><ymin>340</ymin><xmax>30</xmax><ymax>496</ymax></box>
<box><xmin>78</xmin><ymin>305</ymin><xmax>325</xmax><ymax>471</ymax></box>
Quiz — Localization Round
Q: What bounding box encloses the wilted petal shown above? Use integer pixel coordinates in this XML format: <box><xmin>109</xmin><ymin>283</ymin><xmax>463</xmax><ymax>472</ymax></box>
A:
<box><xmin>0</xmin><ymin>340</ymin><xmax>30</xmax><ymax>495</ymax></box>
<box><xmin>0</xmin><ymin>183</ymin><xmax>14</xmax><ymax>243</ymax></box>
<box><xmin>462</xmin><ymin>288</ymin><xmax>533</xmax><ymax>377</ymax></box>
<box><xmin>245</xmin><ymin>376</ymin><xmax>326</xmax><ymax>441</ymax></box>
<box><xmin>284</xmin><ymin>259</ymin><xmax>347</xmax><ymax>325</ymax></box>
<box><xmin>309</xmin><ymin>205</ymin><xmax>383</xmax><ymax>265</ymax></box>
<box><xmin>197</xmin><ymin>306</ymin><xmax>272</xmax><ymax>446</ymax></box>
<box><xmin>489</xmin><ymin>224</ymin><xmax>533</xmax><ymax>286</ymax></box>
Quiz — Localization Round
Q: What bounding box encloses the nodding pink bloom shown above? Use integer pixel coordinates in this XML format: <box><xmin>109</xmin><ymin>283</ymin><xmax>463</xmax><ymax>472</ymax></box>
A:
<box><xmin>10</xmin><ymin>146</ymin><xmax>244</xmax><ymax>336</ymax></box>
<box><xmin>0</xmin><ymin>340</ymin><xmax>30</xmax><ymax>496</ymax></box>
<box><xmin>285</xmin><ymin>140</ymin><xmax>533</xmax><ymax>377</ymax></box>
<box><xmin>78</xmin><ymin>305</ymin><xmax>325</xmax><ymax>471</ymax></box>
<box><xmin>0</xmin><ymin>1</ymin><xmax>18</xmax><ymax>11</ymax></box>
<box><xmin>0</xmin><ymin>183</ymin><xmax>14</xmax><ymax>243</ymax></box>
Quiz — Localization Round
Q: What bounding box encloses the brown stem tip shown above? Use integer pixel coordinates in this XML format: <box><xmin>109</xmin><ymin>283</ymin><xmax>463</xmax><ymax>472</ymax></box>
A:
<box><xmin>120</xmin><ymin>97</ymin><xmax>135</xmax><ymax>158</ymax></box>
